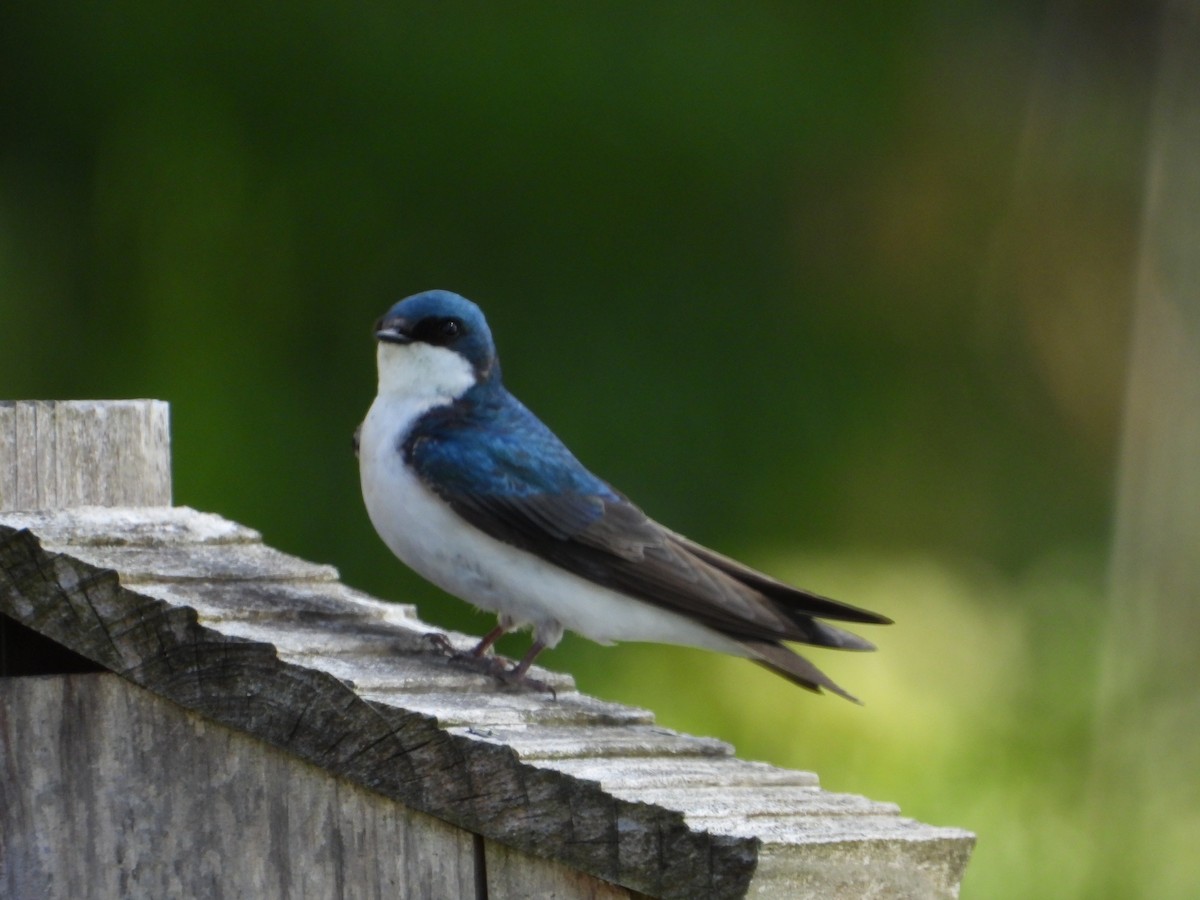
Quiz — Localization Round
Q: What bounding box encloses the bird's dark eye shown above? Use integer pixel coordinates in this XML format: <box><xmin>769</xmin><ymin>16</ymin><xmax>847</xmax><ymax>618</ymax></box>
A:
<box><xmin>412</xmin><ymin>316</ymin><xmax>465</xmax><ymax>346</ymax></box>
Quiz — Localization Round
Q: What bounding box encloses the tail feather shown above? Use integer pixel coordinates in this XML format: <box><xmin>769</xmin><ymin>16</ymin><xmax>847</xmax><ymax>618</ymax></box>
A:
<box><xmin>806</xmin><ymin>619</ymin><xmax>877</xmax><ymax>652</ymax></box>
<box><xmin>740</xmin><ymin>639</ymin><xmax>862</xmax><ymax>704</ymax></box>
<box><xmin>671</xmin><ymin>532</ymin><xmax>892</xmax><ymax>626</ymax></box>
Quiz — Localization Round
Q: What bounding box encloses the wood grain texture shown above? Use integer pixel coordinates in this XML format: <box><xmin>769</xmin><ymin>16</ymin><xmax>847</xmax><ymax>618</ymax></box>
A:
<box><xmin>0</xmin><ymin>673</ymin><xmax>478</xmax><ymax>900</ymax></box>
<box><xmin>0</xmin><ymin>504</ymin><xmax>974</xmax><ymax>898</ymax></box>
<box><xmin>0</xmin><ymin>517</ymin><xmax>759</xmax><ymax>899</ymax></box>
<box><xmin>0</xmin><ymin>400</ymin><xmax>171</xmax><ymax>510</ymax></box>
<box><xmin>484</xmin><ymin>839</ymin><xmax>643</xmax><ymax>900</ymax></box>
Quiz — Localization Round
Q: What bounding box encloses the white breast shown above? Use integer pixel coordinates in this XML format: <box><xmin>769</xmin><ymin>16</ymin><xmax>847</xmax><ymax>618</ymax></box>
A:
<box><xmin>358</xmin><ymin>342</ymin><xmax>747</xmax><ymax>655</ymax></box>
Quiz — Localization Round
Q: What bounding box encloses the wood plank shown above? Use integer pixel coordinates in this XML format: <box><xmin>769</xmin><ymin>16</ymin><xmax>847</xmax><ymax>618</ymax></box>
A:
<box><xmin>1</xmin><ymin>495</ymin><xmax>974</xmax><ymax>898</ymax></box>
<box><xmin>0</xmin><ymin>522</ymin><xmax>762</xmax><ymax>898</ymax></box>
<box><xmin>484</xmin><ymin>839</ymin><xmax>642</xmax><ymax>899</ymax></box>
<box><xmin>2</xmin><ymin>403</ymin><xmax>974</xmax><ymax>897</ymax></box>
<box><xmin>0</xmin><ymin>673</ymin><xmax>477</xmax><ymax>899</ymax></box>
<box><xmin>0</xmin><ymin>400</ymin><xmax>171</xmax><ymax>510</ymax></box>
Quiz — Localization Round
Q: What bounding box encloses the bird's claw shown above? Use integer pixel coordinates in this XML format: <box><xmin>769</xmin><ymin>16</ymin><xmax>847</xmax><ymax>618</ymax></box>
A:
<box><xmin>422</xmin><ymin>631</ymin><xmax>555</xmax><ymax>697</ymax></box>
<box><xmin>495</xmin><ymin>666</ymin><xmax>556</xmax><ymax>699</ymax></box>
<box><xmin>423</xmin><ymin>631</ymin><xmax>456</xmax><ymax>654</ymax></box>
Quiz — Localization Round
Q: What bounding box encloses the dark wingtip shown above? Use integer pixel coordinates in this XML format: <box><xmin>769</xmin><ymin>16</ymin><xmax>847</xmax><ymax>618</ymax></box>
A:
<box><xmin>810</xmin><ymin>620</ymin><xmax>879</xmax><ymax>652</ymax></box>
<box><xmin>667</xmin><ymin>531</ymin><xmax>893</xmax><ymax>626</ymax></box>
<box><xmin>790</xmin><ymin>593</ymin><xmax>893</xmax><ymax>626</ymax></box>
<box><xmin>740</xmin><ymin>639</ymin><xmax>864</xmax><ymax>704</ymax></box>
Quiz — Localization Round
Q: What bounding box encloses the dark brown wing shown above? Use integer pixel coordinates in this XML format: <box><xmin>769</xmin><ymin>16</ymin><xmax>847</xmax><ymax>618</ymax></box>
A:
<box><xmin>434</xmin><ymin>485</ymin><xmax>886</xmax><ymax>652</ymax></box>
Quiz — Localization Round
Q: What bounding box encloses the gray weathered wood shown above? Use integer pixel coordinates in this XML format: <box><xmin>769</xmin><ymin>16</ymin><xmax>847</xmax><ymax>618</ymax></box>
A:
<box><xmin>0</xmin><ymin>673</ymin><xmax>479</xmax><ymax>900</ymax></box>
<box><xmin>0</xmin><ymin>400</ymin><xmax>171</xmax><ymax>510</ymax></box>
<box><xmin>484</xmin><ymin>840</ymin><xmax>641</xmax><ymax>899</ymax></box>
<box><xmin>1</xmin><ymin>399</ymin><xmax>973</xmax><ymax>897</ymax></box>
<box><xmin>0</xmin><ymin>515</ymin><xmax>759</xmax><ymax>898</ymax></box>
<box><xmin>1</xmin><ymin>507</ymin><xmax>974</xmax><ymax>898</ymax></box>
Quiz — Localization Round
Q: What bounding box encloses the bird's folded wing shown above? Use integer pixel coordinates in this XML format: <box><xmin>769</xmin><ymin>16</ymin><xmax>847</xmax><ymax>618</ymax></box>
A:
<box><xmin>406</xmin><ymin>411</ymin><xmax>885</xmax><ymax>648</ymax></box>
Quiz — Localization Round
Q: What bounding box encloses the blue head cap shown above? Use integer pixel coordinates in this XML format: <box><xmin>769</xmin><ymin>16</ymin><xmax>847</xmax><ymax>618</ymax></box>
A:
<box><xmin>375</xmin><ymin>290</ymin><xmax>500</xmax><ymax>382</ymax></box>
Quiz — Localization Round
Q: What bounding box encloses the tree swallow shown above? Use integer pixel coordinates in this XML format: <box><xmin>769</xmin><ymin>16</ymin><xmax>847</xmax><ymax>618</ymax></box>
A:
<box><xmin>358</xmin><ymin>290</ymin><xmax>890</xmax><ymax>701</ymax></box>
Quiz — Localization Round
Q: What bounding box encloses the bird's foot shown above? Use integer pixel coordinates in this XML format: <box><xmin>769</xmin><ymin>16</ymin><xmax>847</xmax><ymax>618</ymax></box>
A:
<box><xmin>490</xmin><ymin>662</ymin><xmax>556</xmax><ymax>698</ymax></box>
<box><xmin>422</xmin><ymin>632</ymin><xmax>456</xmax><ymax>655</ymax></box>
<box><xmin>424</xmin><ymin>633</ymin><xmax>497</xmax><ymax>670</ymax></box>
<box><xmin>450</xmin><ymin>652</ymin><xmax>556</xmax><ymax>697</ymax></box>
<box><xmin>492</xmin><ymin>639</ymin><xmax>555</xmax><ymax>697</ymax></box>
<box><xmin>422</xmin><ymin>631</ymin><xmax>555</xmax><ymax>697</ymax></box>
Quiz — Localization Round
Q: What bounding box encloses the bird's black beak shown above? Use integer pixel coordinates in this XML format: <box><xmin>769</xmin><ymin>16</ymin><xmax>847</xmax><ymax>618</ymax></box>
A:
<box><xmin>375</xmin><ymin>316</ymin><xmax>413</xmax><ymax>344</ymax></box>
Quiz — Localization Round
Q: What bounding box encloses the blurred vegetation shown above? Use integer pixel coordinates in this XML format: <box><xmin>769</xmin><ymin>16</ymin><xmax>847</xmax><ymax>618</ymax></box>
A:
<box><xmin>2</xmin><ymin>2</ymin><xmax>1190</xmax><ymax>896</ymax></box>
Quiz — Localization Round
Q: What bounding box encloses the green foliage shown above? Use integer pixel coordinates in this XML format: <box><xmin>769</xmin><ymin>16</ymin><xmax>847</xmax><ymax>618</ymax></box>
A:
<box><xmin>3</xmin><ymin>3</ymin><xmax>1184</xmax><ymax>896</ymax></box>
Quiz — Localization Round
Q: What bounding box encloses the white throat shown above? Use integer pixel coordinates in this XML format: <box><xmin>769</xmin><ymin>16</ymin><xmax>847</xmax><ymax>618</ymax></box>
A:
<box><xmin>375</xmin><ymin>341</ymin><xmax>476</xmax><ymax>404</ymax></box>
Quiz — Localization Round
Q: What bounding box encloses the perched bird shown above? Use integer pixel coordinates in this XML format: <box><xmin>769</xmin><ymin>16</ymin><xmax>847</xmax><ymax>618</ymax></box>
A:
<box><xmin>358</xmin><ymin>290</ymin><xmax>890</xmax><ymax>701</ymax></box>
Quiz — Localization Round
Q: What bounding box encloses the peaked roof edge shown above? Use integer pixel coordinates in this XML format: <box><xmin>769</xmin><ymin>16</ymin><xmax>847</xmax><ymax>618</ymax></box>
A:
<box><xmin>1</xmin><ymin>505</ymin><xmax>972</xmax><ymax>898</ymax></box>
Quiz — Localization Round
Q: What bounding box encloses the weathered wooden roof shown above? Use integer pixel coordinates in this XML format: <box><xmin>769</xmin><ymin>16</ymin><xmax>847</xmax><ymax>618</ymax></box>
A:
<box><xmin>1</xmin><ymin>505</ymin><xmax>972</xmax><ymax>898</ymax></box>
<box><xmin>1</xmin><ymin>400</ymin><xmax>973</xmax><ymax>897</ymax></box>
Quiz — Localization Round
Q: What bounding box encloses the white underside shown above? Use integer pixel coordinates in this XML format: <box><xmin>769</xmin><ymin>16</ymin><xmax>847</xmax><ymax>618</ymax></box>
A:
<box><xmin>359</xmin><ymin>342</ymin><xmax>748</xmax><ymax>655</ymax></box>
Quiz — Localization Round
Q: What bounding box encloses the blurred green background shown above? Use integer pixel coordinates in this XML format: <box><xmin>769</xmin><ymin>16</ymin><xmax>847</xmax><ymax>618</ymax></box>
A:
<box><xmin>3</xmin><ymin>2</ymin><xmax>1189</xmax><ymax>896</ymax></box>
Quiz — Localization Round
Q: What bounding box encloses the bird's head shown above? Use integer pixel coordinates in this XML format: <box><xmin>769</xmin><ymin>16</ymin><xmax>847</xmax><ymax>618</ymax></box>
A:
<box><xmin>373</xmin><ymin>290</ymin><xmax>500</xmax><ymax>400</ymax></box>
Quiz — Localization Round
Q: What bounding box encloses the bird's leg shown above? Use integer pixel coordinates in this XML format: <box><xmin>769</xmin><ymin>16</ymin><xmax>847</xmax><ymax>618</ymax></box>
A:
<box><xmin>493</xmin><ymin>640</ymin><xmax>555</xmax><ymax>697</ymax></box>
<box><xmin>435</xmin><ymin>619</ymin><xmax>516</xmax><ymax>677</ymax></box>
<box><xmin>469</xmin><ymin>622</ymin><xmax>511</xmax><ymax>658</ymax></box>
<box><xmin>508</xmin><ymin>640</ymin><xmax>546</xmax><ymax>680</ymax></box>
<box><xmin>432</xmin><ymin>620</ymin><xmax>554</xmax><ymax>696</ymax></box>
<box><xmin>426</xmin><ymin>619</ymin><xmax>510</xmax><ymax>660</ymax></box>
